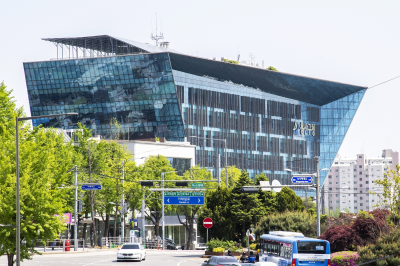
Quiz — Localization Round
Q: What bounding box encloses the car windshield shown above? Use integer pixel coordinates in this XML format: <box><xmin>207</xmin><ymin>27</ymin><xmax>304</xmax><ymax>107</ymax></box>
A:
<box><xmin>217</xmin><ymin>257</ymin><xmax>238</xmax><ymax>263</ymax></box>
<box><xmin>122</xmin><ymin>244</ymin><xmax>140</xmax><ymax>249</ymax></box>
<box><xmin>297</xmin><ymin>241</ymin><xmax>326</xmax><ymax>254</ymax></box>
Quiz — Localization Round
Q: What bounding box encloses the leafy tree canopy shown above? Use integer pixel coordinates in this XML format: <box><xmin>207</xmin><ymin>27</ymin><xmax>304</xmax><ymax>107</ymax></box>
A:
<box><xmin>266</xmin><ymin>66</ymin><xmax>278</xmax><ymax>71</ymax></box>
<box><xmin>276</xmin><ymin>187</ymin><xmax>305</xmax><ymax>213</ymax></box>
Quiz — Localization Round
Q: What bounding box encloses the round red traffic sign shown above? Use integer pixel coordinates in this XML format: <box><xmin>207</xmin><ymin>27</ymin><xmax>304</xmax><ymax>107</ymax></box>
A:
<box><xmin>203</xmin><ymin>217</ymin><xmax>213</xmax><ymax>229</ymax></box>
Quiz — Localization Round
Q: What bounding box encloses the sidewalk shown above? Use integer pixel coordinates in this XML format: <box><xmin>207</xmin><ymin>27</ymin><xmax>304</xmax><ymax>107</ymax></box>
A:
<box><xmin>34</xmin><ymin>247</ymin><xmax>114</xmax><ymax>255</ymax></box>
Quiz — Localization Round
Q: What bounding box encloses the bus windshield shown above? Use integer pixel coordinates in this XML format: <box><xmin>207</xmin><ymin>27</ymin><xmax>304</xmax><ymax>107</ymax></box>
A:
<box><xmin>297</xmin><ymin>241</ymin><xmax>326</xmax><ymax>254</ymax></box>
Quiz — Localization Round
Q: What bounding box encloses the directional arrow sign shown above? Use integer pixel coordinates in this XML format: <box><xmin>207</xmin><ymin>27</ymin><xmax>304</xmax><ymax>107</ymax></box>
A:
<box><xmin>81</xmin><ymin>184</ymin><xmax>102</xmax><ymax>190</ymax></box>
<box><xmin>164</xmin><ymin>196</ymin><xmax>204</xmax><ymax>205</ymax></box>
<box><xmin>291</xmin><ymin>176</ymin><xmax>313</xmax><ymax>184</ymax></box>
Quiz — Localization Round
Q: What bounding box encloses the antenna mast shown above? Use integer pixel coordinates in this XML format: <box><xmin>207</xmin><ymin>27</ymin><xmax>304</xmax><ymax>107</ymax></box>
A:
<box><xmin>150</xmin><ymin>13</ymin><xmax>164</xmax><ymax>46</ymax></box>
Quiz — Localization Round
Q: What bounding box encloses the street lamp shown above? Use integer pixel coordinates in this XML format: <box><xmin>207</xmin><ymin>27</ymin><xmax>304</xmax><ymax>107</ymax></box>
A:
<box><xmin>189</xmin><ymin>136</ymin><xmax>227</xmax><ymax>187</ymax></box>
<box><xmin>16</xmin><ymin>112</ymin><xmax>78</xmax><ymax>266</ymax></box>
<box><xmin>283</xmin><ymin>161</ymin><xmax>329</xmax><ymax>237</ymax></box>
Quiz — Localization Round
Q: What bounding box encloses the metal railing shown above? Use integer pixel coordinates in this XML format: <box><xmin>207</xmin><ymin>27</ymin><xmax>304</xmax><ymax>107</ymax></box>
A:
<box><xmin>101</xmin><ymin>237</ymin><xmax>142</xmax><ymax>249</ymax></box>
<box><xmin>32</xmin><ymin>239</ymin><xmax>85</xmax><ymax>252</ymax></box>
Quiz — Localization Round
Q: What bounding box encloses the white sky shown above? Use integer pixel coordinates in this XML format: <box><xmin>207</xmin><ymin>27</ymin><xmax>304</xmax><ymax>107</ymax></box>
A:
<box><xmin>1</xmin><ymin>0</ymin><xmax>399</xmax><ymax>159</ymax></box>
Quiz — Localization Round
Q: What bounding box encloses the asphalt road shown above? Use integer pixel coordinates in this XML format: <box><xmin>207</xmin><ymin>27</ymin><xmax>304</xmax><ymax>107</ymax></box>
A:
<box><xmin>0</xmin><ymin>250</ymin><xmax>206</xmax><ymax>266</ymax></box>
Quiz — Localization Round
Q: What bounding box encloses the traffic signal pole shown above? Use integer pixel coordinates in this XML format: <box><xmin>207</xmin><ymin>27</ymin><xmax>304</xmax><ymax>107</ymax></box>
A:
<box><xmin>121</xmin><ymin>160</ymin><xmax>125</xmax><ymax>242</ymax></box>
<box><xmin>74</xmin><ymin>165</ymin><xmax>78</xmax><ymax>251</ymax></box>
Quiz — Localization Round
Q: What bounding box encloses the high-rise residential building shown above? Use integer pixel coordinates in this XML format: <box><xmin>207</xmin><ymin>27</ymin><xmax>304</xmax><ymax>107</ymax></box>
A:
<box><xmin>23</xmin><ymin>35</ymin><xmax>367</xmax><ymax>195</ymax></box>
<box><xmin>323</xmin><ymin>149</ymin><xmax>399</xmax><ymax>213</ymax></box>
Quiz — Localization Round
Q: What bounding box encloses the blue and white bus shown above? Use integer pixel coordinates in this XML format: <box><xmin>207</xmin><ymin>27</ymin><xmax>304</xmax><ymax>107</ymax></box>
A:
<box><xmin>259</xmin><ymin>231</ymin><xmax>330</xmax><ymax>266</ymax></box>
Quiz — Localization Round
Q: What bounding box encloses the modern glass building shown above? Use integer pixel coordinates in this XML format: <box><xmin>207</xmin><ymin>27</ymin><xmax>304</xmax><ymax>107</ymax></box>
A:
<box><xmin>23</xmin><ymin>35</ymin><xmax>367</xmax><ymax>193</ymax></box>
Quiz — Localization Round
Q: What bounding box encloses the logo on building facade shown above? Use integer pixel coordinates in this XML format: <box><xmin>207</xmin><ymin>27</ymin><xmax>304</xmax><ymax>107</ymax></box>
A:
<box><xmin>293</xmin><ymin>122</ymin><xmax>316</xmax><ymax>136</ymax></box>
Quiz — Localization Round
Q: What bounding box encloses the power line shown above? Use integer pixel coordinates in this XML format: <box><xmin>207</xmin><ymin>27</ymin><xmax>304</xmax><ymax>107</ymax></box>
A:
<box><xmin>369</xmin><ymin>75</ymin><xmax>400</xmax><ymax>89</ymax></box>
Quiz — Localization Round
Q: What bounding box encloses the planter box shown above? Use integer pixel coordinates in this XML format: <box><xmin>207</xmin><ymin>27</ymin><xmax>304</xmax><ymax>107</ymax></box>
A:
<box><xmin>205</xmin><ymin>251</ymin><xmax>224</xmax><ymax>256</ymax></box>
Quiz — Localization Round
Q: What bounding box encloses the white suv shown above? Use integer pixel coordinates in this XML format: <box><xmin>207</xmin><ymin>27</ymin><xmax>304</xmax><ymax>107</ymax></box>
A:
<box><xmin>117</xmin><ymin>243</ymin><xmax>146</xmax><ymax>262</ymax></box>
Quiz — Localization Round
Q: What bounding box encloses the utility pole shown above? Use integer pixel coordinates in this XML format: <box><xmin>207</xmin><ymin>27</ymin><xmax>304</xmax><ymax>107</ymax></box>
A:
<box><xmin>315</xmin><ymin>156</ymin><xmax>321</xmax><ymax>237</ymax></box>
<box><xmin>217</xmin><ymin>154</ymin><xmax>221</xmax><ymax>186</ymax></box>
<box><xmin>74</xmin><ymin>165</ymin><xmax>78</xmax><ymax>251</ymax></box>
<box><xmin>224</xmin><ymin>140</ymin><xmax>228</xmax><ymax>188</ymax></box>
<box><xmin>121</xmin><ymin>160</ymin><xmax>125</xmax><ymax>241</ymax></box>
<box><xmin>161</xmin><ymin>172</ymin><xmax>165</xmax><ymax>250</ymax></box>
<box><xmin>141</xmin><ymin>188</ymin><xmax>146</xmax><ymax>245</ymax></box>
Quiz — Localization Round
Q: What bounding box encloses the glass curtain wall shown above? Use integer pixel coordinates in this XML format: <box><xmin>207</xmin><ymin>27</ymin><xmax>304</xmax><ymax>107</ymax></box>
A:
<box><xmin>24</xmin><ymin>53</ymin><xmax>185</xmax><ymax>141</ymax></box>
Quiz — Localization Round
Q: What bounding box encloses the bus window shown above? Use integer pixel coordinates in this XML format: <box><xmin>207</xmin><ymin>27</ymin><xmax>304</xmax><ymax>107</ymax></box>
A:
<box><xmin>297</xmin><ymin>241</ymin><xmax>327</xmax><ymax>254</ymax></box>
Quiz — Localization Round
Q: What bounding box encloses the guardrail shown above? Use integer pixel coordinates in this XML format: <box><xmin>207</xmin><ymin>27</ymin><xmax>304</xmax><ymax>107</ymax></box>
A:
<box><xmin>101</xmin><ymin>237</ymin><xmax>142</xmax><ymax>249</ymax></box>
<box><xmin>32</xmin><ymin>239</ymin><xmax>85</xmax><ymax>252</ymax></box>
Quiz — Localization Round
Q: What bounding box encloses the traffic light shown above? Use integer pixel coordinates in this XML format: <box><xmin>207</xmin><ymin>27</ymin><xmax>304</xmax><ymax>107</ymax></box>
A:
<box><xmin>240</xmin><ymin>187</ymin><xmax>260</xmax><ymax>193</ymax></box>
<box><xmin>77</xmin><ymin>200</ymin><xmax>83</xmax><ymax>212</ymax></box>
<box><xmin>77</xmin><ymin>214</ymin><xmax>83</xmax><ymax>226</ymax></box>
<box><xmin>140</xmin><ymin>181</ymin><xmax>154</xmax><ymax>186</ymax></box>
<box><xmin>175</xmin><ymin>182</ymin><xmax>188</xmax><ymax>187</ymax></box>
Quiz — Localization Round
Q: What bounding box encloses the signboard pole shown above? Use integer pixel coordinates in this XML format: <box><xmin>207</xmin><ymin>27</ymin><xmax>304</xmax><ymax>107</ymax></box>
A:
<box><xmin>161</xmin><ymin>172</ymin><xmax>165</xmax><ymax>250</ymax></box>
<box><xmin>74</xmin><ymin>165</ymin><xmax>78</xmax><ymax>251</ymax></box>
<box><xmin>207</xmin><ymin>228</ymin><xmax>208</xmax><ymax>243</ymax></box>
<box><xmin>121</xmin><ymin>160</ymin><xmax>124</xmax><ymax>242</ymax></box>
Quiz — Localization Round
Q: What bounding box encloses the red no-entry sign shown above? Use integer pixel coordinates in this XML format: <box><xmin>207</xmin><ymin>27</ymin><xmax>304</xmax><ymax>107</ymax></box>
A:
<box><xmin>203</xmin><ymin>217</ymin><xmax>213</xmax><ymax>229</ymax></box>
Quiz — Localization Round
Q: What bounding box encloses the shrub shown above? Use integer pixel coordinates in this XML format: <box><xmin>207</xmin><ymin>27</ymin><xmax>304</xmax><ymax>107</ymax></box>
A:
<box><xmin>352</xmin><ymin>209</ymin><xmax>390</xmax><ymax>246</ymax></box>
<box><xmin>357</xmin><ymin>228</ymin><xmax>400</xmax><ymax>265</ymax></box>
<box><xmin>255</xmin><ymin>211</ymin><xmax>316</xmax><ymax>238</ymax></box>
<box><xmin>213</xmin><ymin>247</ymin><xmax>225</xmax><ymax>253</ymax></box>
<box><xmin>249</xmin><ymin>243</ymin><xmax>257</xmax><ymax>250</ymax></box>
<box><xmin>331</xmin><ymin>251</ymin><xmax>358</xmax><ymax>266</ymax></box>
<box><xmin>206</xmin><ymin>238</ymin><xmax>236</xmax><ymax>252</ymax></box>
<box><xmin>318</xmin><ymin>225</ymin><xmax>361</xmax><ymax>252</ymax></box>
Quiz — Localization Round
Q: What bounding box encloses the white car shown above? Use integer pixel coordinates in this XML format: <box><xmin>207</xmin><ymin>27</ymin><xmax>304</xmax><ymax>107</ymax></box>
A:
<box><xmin>117</xmin><ymin>243</ymin><xmax>146</xmax><ymax>262</ymax></box>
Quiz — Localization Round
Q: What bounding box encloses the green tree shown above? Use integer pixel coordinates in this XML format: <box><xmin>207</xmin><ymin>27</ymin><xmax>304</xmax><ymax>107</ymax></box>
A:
<box><xmin>266</xmin><ymin>66</ymin><xmax>278</xmax><ymax>71</ymax></box>
<box><xmin>141</xmin><ymin>155</ymin><xmax>178</xmax><ymax>237</ymax></box>
<box><xmin>109</xmin><ymin>117</ymin><xmax>121</xmax><ymax>140</ymax></box>
<box><xmin>0</xmin><ymin>81</ymin><xmax>75</xmax><ymax>266</ymax></box>
<box><xmin>176</xmin><ymin>166</ymin><xmax>216</xmax><ymax>249</ymax></box>
<box><xmin>230</xmin><ymin>170</ymin><xmax>266</xmax><ymax>245</ymax></box>
<box><xmin>198</xmin><ymin>186</ymin><xmax>235</xmax><ymax>241</ymax></box>
<box><xmin>255</xmin><ymin>211</ymin><xmax>317</xmax><ymax>238</ymax></box>
<box><xmin>221</xmin><ymin>166</ymin><xmax>241</xmax><ymax>188</ymax></box>
<box><xmin>276</xmin><ymin>187</ymin><xmax>305</xmax><ymax>213</ymax></box>
<box><xmin>255</xmin><ymin>173</ymin><xmax>277</xmax><ymax>213</ymax></box>
<box><xmin>371</xmin><ymin>164</ymin><xmax>400</xmax><ymax>224</ymax></box>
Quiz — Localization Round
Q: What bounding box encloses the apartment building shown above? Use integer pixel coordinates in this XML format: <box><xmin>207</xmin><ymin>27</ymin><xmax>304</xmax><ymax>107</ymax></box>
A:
<box><xmin>324</xmin><ymin>149</ymin><xmax>399</xmax><ymax>213</ymax></box>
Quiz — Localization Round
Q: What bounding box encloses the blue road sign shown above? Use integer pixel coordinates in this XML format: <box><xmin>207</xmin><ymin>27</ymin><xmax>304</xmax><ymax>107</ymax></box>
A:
<box><xmin>291</xmin><ymin>176</ymin><xmax>313</xmax><ymax>184</ymax></box>
<box><xmin>81</xmin><ymin>184</ymin><xmax>102</xmax><ymax>190</ymax></box>
<box><xmin>164</xmin><ymin>196</ymin><xmax>204</xmax><ymax>205</ymax></box>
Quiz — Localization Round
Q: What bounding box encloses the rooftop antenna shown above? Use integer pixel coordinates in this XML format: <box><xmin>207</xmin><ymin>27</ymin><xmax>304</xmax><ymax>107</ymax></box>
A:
<box><xmin>150</xmin><ymin>13</ymin><xmax>164</xmax><ymax>46</ymax></box>
<box><xmin>249</xmin><ymin>53</ymin><xmax>255</xmax><ymax>65</ymax></box>
<box><xmin>237</xmin><ymin>45</ymin><xmax>240</xmax><ymax>62</ymax></box>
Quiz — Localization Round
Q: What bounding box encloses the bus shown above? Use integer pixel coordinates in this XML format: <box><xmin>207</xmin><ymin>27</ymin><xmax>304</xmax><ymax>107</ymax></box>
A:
<box><xmin>259</xmin><ymin>231</ymin><xmax>330</xmax><ymax>266</ymax></box>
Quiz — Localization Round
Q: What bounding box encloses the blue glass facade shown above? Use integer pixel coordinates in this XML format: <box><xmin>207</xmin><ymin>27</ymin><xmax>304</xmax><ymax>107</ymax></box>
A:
<box><xmin>24</xmin><ymin>50</ymin><xmax>366</xmax><ymax>195</ymax></box>
<box><xmin>24</xmin><ymin>53</ymin><xmax>185</xmax><ymax>141</ymax></box>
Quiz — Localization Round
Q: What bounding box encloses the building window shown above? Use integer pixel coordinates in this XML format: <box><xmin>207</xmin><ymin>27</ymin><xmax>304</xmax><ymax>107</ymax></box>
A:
<box><xmin>329</xmin><ymin>188</ymin><xmax>332</xmax><ymax>191</ymax></box>
<box><xmin>335</xmin><ymin>169</ymin><xmax>339</xmax><ymax>172</ymax></box>
<box><xmin>372</xmin><ymin>200</ymin><xmax>375</xmax><ymax>202</ymax></box>
<box><xmin>359</xmin><ymin>178</ymin><xmax>362</xmax><ymax>181</ymax></box>
<box><xmin>359</xmin><ymin>156</ymin><xmax>362</xmax><ymax>158</ymax></box>
<box><xmin>329</xmin><ymin>175</ymin><xmax>332</xmax><ymax>179</ymax></box>
<box><xmin>335</xmin><ymin>162</ymin><xmax>338</xmax><ymax>164</ymax></box>
<box><xmin>360</xmin><ymin>203</ymin><xmax>363</xmax><ymax>206</ymax></box>
<box><xmin>366</xmin><ymin>181</ymin><xmax>369</xmax><ymax>184</ymax></box>
<box><xmin>354</xmin><ymin>169</ymin><xmax>356</xmax><ymax>172</ymax></box>
<box><xmin>360</xmin><ymin>197</ymin><xmax>363</xmax><ymax>200</ymax></box>
<box><xmin>329</xmin><ymin>182</ymin><xmax>332</xmax><ymax>184</ymax></box>
<box><xmin>336</xmin><ymin>194</ymin><xmax>339</xmax><ymax>197</ymax></box>
<box><xmin>359</xmin><ymin>171</ymin><xmax>362</xmax><ymax>175</ymax></box>
<box><xmin>359</xmin><ymin>165</ymin><xmax>362</xmax><ymax>168</ymax></box>
<box><xmin>355</xmin><ymin>207</ymin><xmax>358</xmax><ymax>209</ymax></box>
<box><xmin>336</xmin><ymin>182</ymin><xmax>339</xmax><ymax>184</ymax></box>
<box><xmin>336</xmin><ymin>201</ymin><xmax>339</xmax><ymax>203</ymax></box>
<box><xmin>354</xmin><ymin>200</ymin><xmax>357</xmax><ymax>203</ymax></box>
<box><xmin>336</xmin><ymin>176</ymin><xmax>339</xmax><ymax>178</ymax></box>
<box><xmin>354</xmin><ymin>182</ymin><xmax>357</xmax><ymax>184</ymax></box>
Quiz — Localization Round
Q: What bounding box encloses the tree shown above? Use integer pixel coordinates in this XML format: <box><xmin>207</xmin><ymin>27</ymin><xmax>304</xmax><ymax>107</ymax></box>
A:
<box><xmin>255</xmin><ymin>211</ymin><xmax>317</xmax><ymax>238</ymax></box>
<box><xmin>221</xmin><ymin>166</ymin><xmax>241</xmax><ymax>188</ymax></box>
<box><xmin>318</xmin><ymin>225</ymin><xmax>361</xmax><ymax>252</ymax></box>
<box><xmin>371</xmin><ymin>164</ymin><xmax>400</xmax><ymax>224</ymax></box>
<box><xmin>222</xmin><ymin>59</ymin><xmax>239</xmax><ymax>64</ymax></box>
<box><xmin>176</xmin><ymin>166</ymin><xmax>216</xmax><ymax>249</ymax></box>
<box><xmin>198</xmin><ymin>186</ymin><xmax>235</xmax><ymax>241</ymax></box>
<box><xmin>266</xmin><ymin>66</ymin><xmax>278</xmax><ymax>71</ymax></box>
<box><xmin>230</xmin><ymin>170</ymin><xmax>266</xmax><ymax>245</ymax></box>
<box><xmin>357</xmin><ymin>228</ymin><xmax>400</xmax><ymax>266</ymax></box>
<box><xmin>141</xmin><ymin>155</ymin><xmax>178</xmax><ymax>237</ymax></box>
<box><xmin>0</xmin><ymin>81</ymin><xmax>75</xmax><ymax>266</ymax></box>
<box><xmin>255</xmin><ymin>173</ymin><xmax>277</xmax><ymax>214</ymax></box>
<box><xmin>276</xmin><ymin>187</ymin><xmax>305</xmax><ymax>213</ymax></box>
